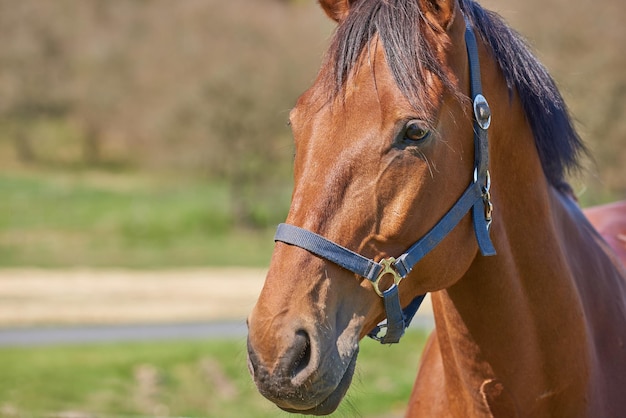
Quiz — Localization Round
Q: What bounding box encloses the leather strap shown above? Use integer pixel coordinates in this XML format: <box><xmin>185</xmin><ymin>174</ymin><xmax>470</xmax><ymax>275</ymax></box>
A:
<box><xmin>274</xmin><ymin>223</ymin><xmax>383</xmax><ymax>282</ymax></box>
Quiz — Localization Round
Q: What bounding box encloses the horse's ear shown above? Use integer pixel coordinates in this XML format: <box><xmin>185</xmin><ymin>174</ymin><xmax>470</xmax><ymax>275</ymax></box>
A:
<box><xmin>419</xmin><ymin>0</ymin><xmax>458</xmax><ymax>30</ymax></box>
<box><xmin>318</xmin><ymin>0</ymin><xmax>355</xmax><ymax>23</ymax></box>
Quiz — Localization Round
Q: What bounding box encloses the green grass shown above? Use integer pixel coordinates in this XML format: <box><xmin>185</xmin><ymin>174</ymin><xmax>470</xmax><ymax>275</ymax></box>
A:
<box><xmin>0</xmin><ymin>169</ymin><xmax>288</xmax><ymax>268</ymax></box>
<box><xmin>1</xmin><ymin>167</ymin><xmax>618</xmax><ymax>269</ymax></box>
<box><xmin>0</xmin><ymin>330</ymin><xmax>428</xmax><ymax>418</ymax></box>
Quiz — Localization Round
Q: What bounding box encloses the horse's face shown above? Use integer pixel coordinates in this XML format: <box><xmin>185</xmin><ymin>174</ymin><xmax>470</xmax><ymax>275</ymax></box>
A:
<box><xmin>247</xmin><ymin>0</ymin><xmax>478</xmax><ymax>414</ymax></box>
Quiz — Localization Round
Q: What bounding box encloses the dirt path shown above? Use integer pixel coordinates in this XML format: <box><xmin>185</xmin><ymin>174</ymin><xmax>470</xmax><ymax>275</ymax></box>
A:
<box><xmin>0</xmin><ymin>268</ymin><xmax>266</xmax><ymax>327</ymax></box>
<box><xmin>0</xmin><ymin>268</ymin><xmax>433</xmax><ymax>328</ymax></box>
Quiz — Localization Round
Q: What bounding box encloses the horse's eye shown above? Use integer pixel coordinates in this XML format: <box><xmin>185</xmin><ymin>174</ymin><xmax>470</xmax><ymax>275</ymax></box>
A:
<box><xmin>404</xmin><ymin>121</ymin><xmax>430</xmax><ymax>142</ymax></box>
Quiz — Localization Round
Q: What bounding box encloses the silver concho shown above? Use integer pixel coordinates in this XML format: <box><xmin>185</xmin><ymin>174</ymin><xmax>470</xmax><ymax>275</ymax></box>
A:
<box><xmin>473</xmin><ymin>94</ymin><xmax>492</xmax><ymax>130</ymax></box>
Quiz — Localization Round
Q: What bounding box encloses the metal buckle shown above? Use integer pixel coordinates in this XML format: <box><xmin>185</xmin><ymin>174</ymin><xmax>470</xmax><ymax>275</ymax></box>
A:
<box><xmin>368</xmin><ymin>323</ymin><xmax>388</xmax><ymax>342</ymax></box>
<box><xmin>482</xmin><ymin>170</ymin><xmax>493</xmax><ymax>229</ymax></box>
<box><xmin>372</xmin><ymin>257</ymin><xmax>403</xmax><ymax>297</ymax></box>
<box><xmin>474</xmin><ymin>168</ymin><xmax>494</xmax><ymax>229</ymax></box>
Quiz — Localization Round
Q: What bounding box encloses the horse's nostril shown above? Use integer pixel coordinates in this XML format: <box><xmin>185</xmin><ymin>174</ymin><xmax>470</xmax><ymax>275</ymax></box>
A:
<box><xmin>291</xmin><ymin>329</ymin><xmax>312</xmax><ymax>378</ymax></box>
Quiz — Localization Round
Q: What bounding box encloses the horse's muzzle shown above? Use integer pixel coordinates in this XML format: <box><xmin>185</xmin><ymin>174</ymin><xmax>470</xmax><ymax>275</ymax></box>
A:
<box><xmin>246</xmin><ymin>326</ymin><xmax>358</xmax><ymax>415</ymax></box>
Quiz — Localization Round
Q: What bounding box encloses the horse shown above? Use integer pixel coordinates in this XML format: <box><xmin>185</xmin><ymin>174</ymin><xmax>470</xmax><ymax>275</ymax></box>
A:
<box><xmin>584</xmin><ymin>201</ymin><xmax>626</xmax><ymax>265</ymax></box>
<box><xmin>246</xmin><ymin>0</ymin><xmax>626</xmax><ymax>416</ymax></box>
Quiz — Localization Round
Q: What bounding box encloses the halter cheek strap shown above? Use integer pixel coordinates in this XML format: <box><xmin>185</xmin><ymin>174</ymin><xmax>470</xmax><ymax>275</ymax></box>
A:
<box><xmin>273</xmin><ymin>19</ymin><xmax>496</xmax><ymax>344</ymax></box>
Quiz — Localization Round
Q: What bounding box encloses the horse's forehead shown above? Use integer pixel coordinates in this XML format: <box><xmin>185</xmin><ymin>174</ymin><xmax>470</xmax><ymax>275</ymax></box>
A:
<box><xmin>293</xmin><ymin>42</ymin><xmax>406</xmax><ymax>124</ymax></box>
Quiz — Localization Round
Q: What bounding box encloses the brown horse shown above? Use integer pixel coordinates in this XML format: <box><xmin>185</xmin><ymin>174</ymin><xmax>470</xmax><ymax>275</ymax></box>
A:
<box><xmin>247</xmin><ymin>0</ymin><xmax>626</xmax><ymax>416</ymax></box>
<box><xmin>584</xmin><ymin>201</ymin><xmax>626</xmax><ymax>265</ymax></box>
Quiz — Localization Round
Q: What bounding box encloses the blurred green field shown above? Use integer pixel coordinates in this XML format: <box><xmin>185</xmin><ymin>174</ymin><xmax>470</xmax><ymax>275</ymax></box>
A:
<box><xmin>0</xmin><ymin>330</ymin><xmax>428</xmax><ymax>418</ymax></box>
<box><xmin>1</xmin><ymin>164</ymin><xmax>620</xmax><ymax>269</ymax></box>
<box><xmin>0</xmin><ymin>169</ymin><xmax>289</xmax><ymax>268</ymax></box>
<box><xmin>0</xmin><ymin>0</ymin><xmax>623</xmax><ymax>270</ymax></box>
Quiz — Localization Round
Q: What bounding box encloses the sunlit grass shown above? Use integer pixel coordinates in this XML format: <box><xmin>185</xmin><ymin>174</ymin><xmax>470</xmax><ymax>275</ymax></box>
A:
<box><xmin>0</xmin><ymin>330</ymin><xmax>428</xmax><ymax>418</ymax></box>
<box><xmin>0</xmin><ymin>170</ymin><xmax>285</xmax><ymax>268</ymax></box>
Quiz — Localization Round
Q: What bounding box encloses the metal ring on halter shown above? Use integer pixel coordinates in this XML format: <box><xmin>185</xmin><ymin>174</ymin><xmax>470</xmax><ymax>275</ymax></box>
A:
<box><xmin>372</xmin><ymin>257</ymin><xmax>403</xmax><ymax>297</ymax></box>
<box><xmin>482</xmin><ymin>170</ymin><xmax>493</xmax><ymax>228</ymax></box>
<box><xmin>483</xmin><ymin>169</ymin><xmax>491</xmax><ymax>192</ymax></box>
<box><xmin>473</xmin><ymin>168</ymin><xmax>491</xmax><ymax>191</ymax></box>
<box><xmin>473</xmin><ymin>168</ymin><xmax>494</xmax><ymax>229</ymax></box>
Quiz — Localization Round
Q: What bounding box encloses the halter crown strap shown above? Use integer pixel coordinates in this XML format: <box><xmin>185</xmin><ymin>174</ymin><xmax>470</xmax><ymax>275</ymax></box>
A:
<box><xmin>273</xmin><ymin>20</ymin><xmax>495</xmax><ymax>344</ymax></box>
<box><xmin>465</xmin><ymin>17</ymin><xmax>497</xmax><ymax>257</ymax></box>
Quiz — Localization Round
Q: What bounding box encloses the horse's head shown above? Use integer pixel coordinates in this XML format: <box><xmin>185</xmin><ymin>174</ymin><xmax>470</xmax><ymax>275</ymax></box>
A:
<box><xmin>247</xmin><ymin>0</ymin><xmax>487</xmax><ymax>413</ymax></box>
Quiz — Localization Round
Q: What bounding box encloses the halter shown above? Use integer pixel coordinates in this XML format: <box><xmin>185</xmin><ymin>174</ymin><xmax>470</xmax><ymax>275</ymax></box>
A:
<box><xmin>273</xmin><ymin>19</ymin><xmax>496</xmax><ymax>344</ymax></box>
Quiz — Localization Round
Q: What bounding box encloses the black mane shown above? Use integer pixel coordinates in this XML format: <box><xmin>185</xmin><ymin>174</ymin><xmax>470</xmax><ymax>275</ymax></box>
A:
<box><xmin>324</xmin><ymin>0</ymin><xmax>586</xmax><ymax>186</ymax></box>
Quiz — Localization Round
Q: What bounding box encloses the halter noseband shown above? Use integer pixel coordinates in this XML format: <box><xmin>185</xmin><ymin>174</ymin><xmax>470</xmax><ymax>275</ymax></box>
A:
<box><xmin>273</xmin><ymin>19</ymin><xmax>496</xmax><ymax>344</ymax></box>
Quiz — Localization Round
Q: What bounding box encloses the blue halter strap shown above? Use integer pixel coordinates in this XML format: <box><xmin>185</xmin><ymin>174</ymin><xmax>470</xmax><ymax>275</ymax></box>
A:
<box><xmin>274</xmin><ymin>19</ymin><xmax>496</xmax><ymax>344</ymax></box>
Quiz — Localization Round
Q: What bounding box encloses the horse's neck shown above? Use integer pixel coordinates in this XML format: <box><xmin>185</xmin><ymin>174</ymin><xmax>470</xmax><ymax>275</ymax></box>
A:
<box><xmin>423</xmin><ymin>28</ymin><xmax>626</xmax><ymax>416</ymax></box>
<box><xmin>431</xmin><ymin>183</ymin><xmax>593</xmax><ymax>415</ymax></box>
<box><xmin>429</xmin><ymin>63</ymin><xmax>600</xmax><ymax>410</ymax></box>
<box><xmin>432</xmin><ymin>161</ymin><xmax>626</xmax><ymax>417</ymax></box>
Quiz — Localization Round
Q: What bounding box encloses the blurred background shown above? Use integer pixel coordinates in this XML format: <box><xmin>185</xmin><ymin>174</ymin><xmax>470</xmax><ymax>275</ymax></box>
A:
<box><xmin>0</xmin><ymin>0</ymin><xmax>624</xmax><ymax>417</ymax></box>
<box><xmin>0</xmin><ymin>0</ymin><xmax>624</xmax><ymax>268</ymax></box>
<box><xmin>0</xmin><ymin>0</ymin><xmax>334</xmax><ymax>268</ymax></box>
